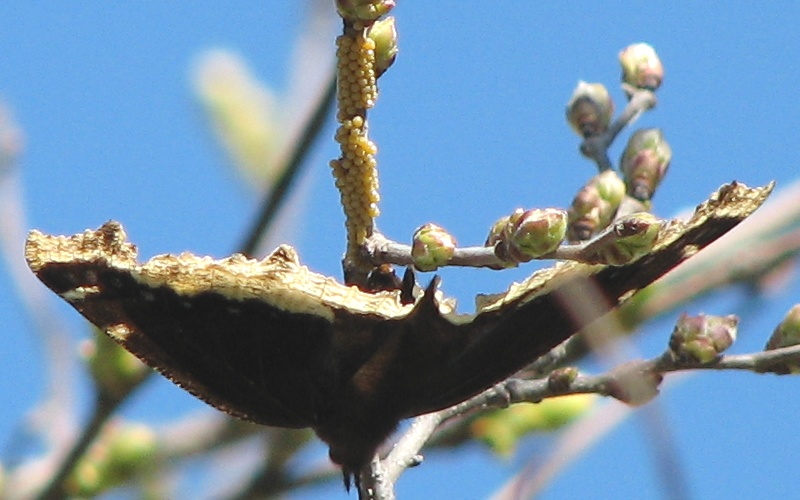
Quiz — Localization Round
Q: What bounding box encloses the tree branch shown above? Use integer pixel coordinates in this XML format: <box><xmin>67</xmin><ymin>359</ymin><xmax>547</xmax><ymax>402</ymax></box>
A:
<box><xmin>367</xmin><ymin>342</ymin><xmax>800</xmax><ymax>495</ymax></box>
<box><xmin>364</xmin><ymin>213</ymin><xmax>663</xmax><ymax>271</ymax></box>
<box><xmin>579</xmin><ymin>88</ymin><xmax>657</xmax><ymax>171</ymax></box>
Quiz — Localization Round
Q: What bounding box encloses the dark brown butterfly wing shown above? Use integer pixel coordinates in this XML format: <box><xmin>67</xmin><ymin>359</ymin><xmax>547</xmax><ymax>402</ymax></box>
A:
<box><xmin>25</xmin><ymin>181</ymin><xmax>772</xmax><ymax>476</ymax></box>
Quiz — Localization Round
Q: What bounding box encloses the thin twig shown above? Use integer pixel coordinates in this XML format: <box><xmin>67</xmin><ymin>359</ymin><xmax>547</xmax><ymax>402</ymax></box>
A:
<box><xmin>366</xmin><ymin>215</ymin><xmax>662</xmax><ymax>271</ymax></box>
<box><xmin>34</xmin><ymin>392</ymin><xmax>125</xmax><ymax>500</ymax></box>
<box><xmin>226</xmin><ymin>428</ymin><xmax>313</xmax><ymax>500</ymax></box>
<box><xmin>579</xmin><ymin>88</ymin><xmax>657</xmax><ymax>171</ymax></box>
<box><xmin>640</xmin><ymin>402</ymin><xmax>691</xmax><ymax>500</ymax></box>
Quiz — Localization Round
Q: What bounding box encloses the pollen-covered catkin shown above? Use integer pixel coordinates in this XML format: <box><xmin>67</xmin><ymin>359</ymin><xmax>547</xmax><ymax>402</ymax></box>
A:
<box><xmin>332</xmin><ymin>25</ymin><xmax>381</xmax><ymax>249</ymax></box>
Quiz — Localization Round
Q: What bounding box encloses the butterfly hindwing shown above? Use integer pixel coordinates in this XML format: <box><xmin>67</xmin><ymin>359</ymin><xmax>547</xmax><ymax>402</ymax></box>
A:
<box><xmin>410</xmin><ymin>181</ymin><xmax>773</xmax><ymax>413</ymax></box>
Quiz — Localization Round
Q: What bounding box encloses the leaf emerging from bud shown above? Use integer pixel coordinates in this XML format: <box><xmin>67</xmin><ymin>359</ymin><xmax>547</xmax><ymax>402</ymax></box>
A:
<box><xmin>336</xmin><ymin>0</ymin><xmax>395</xmax><ymax>22</ymax></box>
<box><xmin>567</xmin><ymin>170</ymin><xmax>626</xmax><ymax>241</ymax></box>
<box><xmin>470</xmin><ymin>395</ymin><xmax>593</xmax><ymax>456</ymax></box>
<box><xmin>411</xmin><ymin>223</ymin><xmax>456</xmax><ymax>272</ymax></box>
<box><xmin>566</xmin><ymin>81</ymin><xmax>614</xmax><ymax>138</ymax></box>
<box><xmin>620</xmin><ymin>128</ymin><xmax>671</xmax><ymax>201</ymax></box>
<box><xmin>619</xmin><ymin>42</ymin><xmax>664</xmax><ymax>91</ymax></box>
<box><xmin>83</xmin><ymin>330</ymin><xmax>149</xmax><ymax>400</ymax></box>
<box><xmin>193</xmin><ymin>50</ymin><xmax>281</xmax><ymax>185</ymax></box>
<box><xmin>368</xmin><ymin>17</ymin><xmax>398</xmax><ymax>77</ymax></box>
<box><xmin>68</xmin><ymin>423</ymin><xmax>157</xmax><ymax>496</ymax></box>
<box><xmin>669</xmin><ymin>313</ymin><xmax>739</xmax><ymax>364</ymax></box>
<box><xmin>764</xmin><ymin>304</ymin><xmax>800</xmax><ymax>373</ymax></box>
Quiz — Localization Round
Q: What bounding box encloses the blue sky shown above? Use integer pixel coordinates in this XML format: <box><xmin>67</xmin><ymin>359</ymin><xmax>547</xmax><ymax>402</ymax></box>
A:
<box><xmin>2</xmin><ymin>2</ymin><xmax>799</xmax><ymax>498</ymax></box>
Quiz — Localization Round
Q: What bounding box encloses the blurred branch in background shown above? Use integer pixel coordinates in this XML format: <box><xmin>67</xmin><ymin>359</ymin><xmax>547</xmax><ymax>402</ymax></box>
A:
<box><xmin>0</xmin><ymin>97</ymin><xmax>88</xmax><ymax>498</ymax></box>
<box><xmin>192</xmin><ymin>0</ymin><xmax>337</xmax><ymax>256</ymax></box>
<box><xmin>192</xmin><ymin>46</ymin><xmax>337</xmax><ymax>257</ymax></box>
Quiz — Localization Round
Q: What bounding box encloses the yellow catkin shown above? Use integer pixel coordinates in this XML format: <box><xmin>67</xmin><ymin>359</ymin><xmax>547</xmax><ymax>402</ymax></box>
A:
<box><xmin>332</xmin><ymin>23</ymin><xmax>381</xmax><ymax>256</ymax></box>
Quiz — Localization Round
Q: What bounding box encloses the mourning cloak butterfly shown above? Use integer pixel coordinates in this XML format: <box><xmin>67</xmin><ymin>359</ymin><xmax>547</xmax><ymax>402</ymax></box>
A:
<box><xmin>25</xmin><ymin>182</ymin><xmax>770</xmax><ymax>489</ymax></box>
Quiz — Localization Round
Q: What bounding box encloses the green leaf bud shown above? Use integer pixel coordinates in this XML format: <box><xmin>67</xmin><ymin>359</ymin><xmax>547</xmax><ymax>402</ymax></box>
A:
<box><xmin>488</xmin><ymin>209</ymin><xmax>567</xmax><ymax>264</ymax></box>
<box><xmin>567</xmin><ymin>170</ymin><xmax>626</xmax><ymax>241</ymax></box>
<box><xmin>669</xmin><ymin>313</ymin><xmax>739</xmax><ymax>364</ymax></box>
<box><xmin>764</xmin><ymin>304</ymin><xmax>800</xmax><ymax>373</ymax></box>
<box><xmin>620</xmin><ymin>128</ymin><xmax>671</xmax><ymax>201</ymax></box>
<box><xmin>485</xmin><ymin>214</ymin><xmax>511</xmax><ymax>248</ymax></box>
<box><xmin>619</xmin><ymin>42</ymin><xmax>664</xmax><ymax>91</ymax></box>
<box><xmin>507</xmin><ymin>208</ymin><xmax>568</xmax><ymax>261</ymax></box>
<box><xmin>411</xmin><ymin>223</ymin><xmax>457</xmax><ymax>272</ymax></box>
<box><xmin>484</xmin><ymin>215</ymin><xmax>517</xmax><ymax>268</ymax></box>
<box><xmin>595</xmin><ymin>169</ymin><xmax>627</xmax><ymax>207</ymax></box>
<box><xmin>368</xmin><ymin>16</ymin><xmax>398</xmax><ymax>77</ymax></box>
<box><xmin>566</xmin><ymin>81</ymin><xmax>614</xmax><ymax>138</ymax></box>
<box><xmin>336</xmin><ymin>0</ymin><xmax>395</xmax><ymax>22</ymax></box>
<box><xmin>766</xmin><ymin>304</ymin><xmax>800</xmax><ymax>350</ymax></box>
<box><xmin>192</xmin><ymin>50</ymin><xmax>282</xmax><ymax>185</ymax></box>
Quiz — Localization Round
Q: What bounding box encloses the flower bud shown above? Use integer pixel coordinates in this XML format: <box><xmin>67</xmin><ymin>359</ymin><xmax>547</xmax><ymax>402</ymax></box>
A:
<box><xmin>506</xmin><ymin>208</ymin><xmax>567</xmax><ymax>261</ymax></box>
<box><xmin>566</xmin><ymin>81</ymin><xmax>614</xmax><ymax>138</ymax></box>
<box><xmin>764</xmin><ymin>304</ymin><xmax>800</xmax><ymax>373</ymax></box>
<box><xmin>411</xmin><ymin>223</ymin><xmax>456</xmax><ymax>272</ymax></box>
<box><xmin>669</xmin><ymin>313</ymin><xmax>739</xmax><ymax>364</ymax></box>
<box><xmin>567</xmin><ymin>170</ymin><xmax>626</xmax><ymax>241</ymax></box>
<box><xmin>336</xmin><ymin>0</ymin><xmax>395</xmax><ymax>22</ymax></box>
<box><xmin>619</xmin><ymin>43</ymin><xmax>664</xmax><ymax>91</ymax></box>
<box><xmin>367</xmin><ymin>17</ymin><xmax>398</xmax><ymax>77</ymax></box>
<box><xmin>620</xmin><ymin>128</ymin><xmax>671</xmax><ymax>201</ymax></box>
